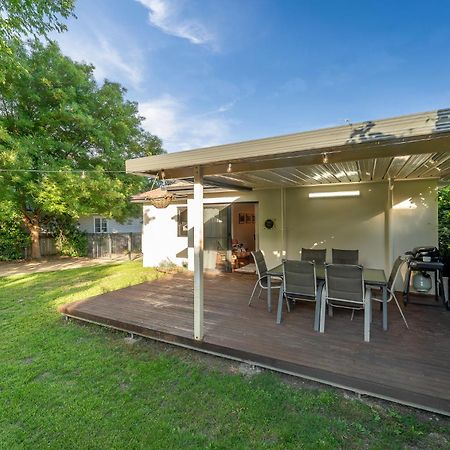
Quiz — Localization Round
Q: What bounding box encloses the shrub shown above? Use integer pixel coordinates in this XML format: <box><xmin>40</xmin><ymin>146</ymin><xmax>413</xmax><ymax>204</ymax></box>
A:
<box><xmin>0</xmin><ymin>215</ymin><xmax>30</xmax><ymax>260</ymax></box>
<box><xmin>54</xmin><ymin>222</ymin><xmax>88</xmax><ymax>257</ymax></box>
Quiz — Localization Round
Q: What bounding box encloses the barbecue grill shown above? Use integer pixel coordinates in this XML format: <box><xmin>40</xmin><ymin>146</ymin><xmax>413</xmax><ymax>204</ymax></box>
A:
<box><xmin>403</xmin><ymin>246</ymin><xmax>448</xmax><ymax>309</ymax></box>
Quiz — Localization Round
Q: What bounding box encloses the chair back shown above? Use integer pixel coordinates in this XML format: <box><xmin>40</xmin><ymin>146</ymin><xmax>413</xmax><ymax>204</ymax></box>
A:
<box><xmin>388</xmin><ymin>256</ymin><xmax>405</xmax><ymax>291</ymax></box>
<box><xmin>325</xmin><ymin>264</ymin><xmax>364</xmax><ymax>305</ymax></box>
<box><xmin>251</xmin><ymin>250</ymin><xmax>267</xmax><ymax>279</ymax></box>
<box><xmin>301</xmin><ymin>248</ymin><xmax>326</xmax><ymax>264</ymax></box>
<box><xmin>283</xmin><ymin>260</ymin><xmax>317</xmax><ymax>298</ymax></box>
<box><xmin>332</xmin><ymin>248</ymin><xmax>359</xmax><ymax>265</ymax></box>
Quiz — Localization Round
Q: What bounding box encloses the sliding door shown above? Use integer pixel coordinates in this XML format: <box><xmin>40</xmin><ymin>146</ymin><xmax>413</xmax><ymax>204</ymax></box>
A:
<box><xmin>204</xmin><ymin>204</ymin><xmax>232</xmax><ymax>272</ymax></box>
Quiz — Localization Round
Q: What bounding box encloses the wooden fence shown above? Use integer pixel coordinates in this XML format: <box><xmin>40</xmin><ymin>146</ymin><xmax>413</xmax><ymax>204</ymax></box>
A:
<box><xmin>22</xmin><ymin>233</ymin><xmax>142</xmax><ymax>259</ymax></box>
<box><xmin>86</xmin><ymin>233</ymin><xmax>142</xmax><ymax>259</ymax></box>
<box><xmin>22</xmin><ymin>236</ymin><xmax>58</xmax><ymax>259</ymax></box>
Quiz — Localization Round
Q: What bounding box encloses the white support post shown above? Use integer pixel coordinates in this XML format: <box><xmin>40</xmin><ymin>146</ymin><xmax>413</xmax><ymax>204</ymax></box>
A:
<box><xmin>281</xmin><ymin>187</ymin><xmax>287</xmax><ymax>259</ymax></box>
<box><xmin>193</xmin><ymin>166</ymin><xmax>204</xmax><ymax>341</ymax></box>
<box><xmin>384</xmin><ymin>179</ymin><xmax>394</xmax><ymax>273</ymax></box>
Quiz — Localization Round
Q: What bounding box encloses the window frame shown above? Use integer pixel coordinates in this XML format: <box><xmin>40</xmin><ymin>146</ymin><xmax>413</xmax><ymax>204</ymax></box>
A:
<box><xmin>177</xmin><ymin>207</ymin><xmax>188</xmax><ymax>237</ymax></box>
<box><xmin>94</xmin><ymin>217</ymin><xmax>108</xmax><ymax>233</ymax></box>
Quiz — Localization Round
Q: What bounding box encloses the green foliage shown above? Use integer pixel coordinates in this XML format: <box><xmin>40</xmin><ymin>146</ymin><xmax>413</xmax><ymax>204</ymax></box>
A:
<box><xmin>53</xmin><ymin>220</ymin><xmax>88</xmax><ymax>257</ymax></box>
<box><xmin>0</xmin><ymin>262</ymin><xmax>448</xmax><ymax>448</ymax></box>
<box><xmin>0</xmin><ymin>202</ymin><xmax>30</xmax><ymax>260</ymax></box>
<box><xmin>438</xmin><ymin>186</ymin><xmax>450</xmax><ymax>274</ymax></box>
<box><xmin>0</xmin><ymin>41</ymin><xmax>162</xmax><ymax>257</ymax></box>
<box><xmin>0</xmin><ymin>0</ymin><xmax>75</xmax><ymax>83</ymax></box>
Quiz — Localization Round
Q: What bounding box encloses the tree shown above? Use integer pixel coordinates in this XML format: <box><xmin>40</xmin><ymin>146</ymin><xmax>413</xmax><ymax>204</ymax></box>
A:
<box><xmin>438</xmin><ymin>186</ymin><xmax>450</xmax><ymax>275</ymax></box>
<box><xmin>0</xmin><ymin>42</ymin><xmax>162</xmax><ymax>258</ymax></box>
<box><xmin>0</xmin><ymin>0</ymin><xmax>75</xmax><ymax>83</ymax></box>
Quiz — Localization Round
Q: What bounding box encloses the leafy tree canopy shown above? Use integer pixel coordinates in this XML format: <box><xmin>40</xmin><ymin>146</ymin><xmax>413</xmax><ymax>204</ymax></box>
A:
<box><xmin>0</xmin><ymin>0</ymin><xmax>75</xmax><ymax>82</ymax></box>
<box><xmin>0</xmin><ymin>41</ymin><xmax>162</xmax><ymax>257</ymax></box>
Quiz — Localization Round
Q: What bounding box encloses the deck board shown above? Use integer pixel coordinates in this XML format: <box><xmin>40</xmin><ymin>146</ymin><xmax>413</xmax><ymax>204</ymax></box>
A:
<box><xmin>59</xmin><ymin>271</ymin><xmax>450</xmax><ymax>415</ymax></box>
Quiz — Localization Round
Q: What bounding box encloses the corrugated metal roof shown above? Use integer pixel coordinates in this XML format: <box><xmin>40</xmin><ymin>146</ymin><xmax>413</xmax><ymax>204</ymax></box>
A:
<box><xmin>126</xmin><ymin>108</ymin><xmax>450</xmax><ymax>185</ymax></box>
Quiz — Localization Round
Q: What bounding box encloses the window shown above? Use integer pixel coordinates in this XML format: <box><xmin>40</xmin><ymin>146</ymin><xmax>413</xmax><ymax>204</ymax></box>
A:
<box><xmin>94</xmin><ymin>217</ymin><xmax>108</xmax><ymax>233</ymax></box>
<box><xmin>177</xmin><ymin>207</ymin><xmax>188</xmax><ymax>237</ymax></box>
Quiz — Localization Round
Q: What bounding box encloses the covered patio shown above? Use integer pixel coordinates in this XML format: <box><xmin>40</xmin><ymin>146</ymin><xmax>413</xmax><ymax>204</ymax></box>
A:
<box><xmin>65</xmin><ymin>108</ymin><xmax>449</xmax><ymax>415</ymax></box>
<box><xmin>59</xmin><ymin>271</ymin><xmax>450</xmax><ymax>415</ymax></box>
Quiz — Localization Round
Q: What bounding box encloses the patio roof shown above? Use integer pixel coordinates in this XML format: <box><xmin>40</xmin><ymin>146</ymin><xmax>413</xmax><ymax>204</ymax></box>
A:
<box><xmin>126</xmin><ymin>108</ymin><xmax>450</xmax><ymax>188</ymax></box>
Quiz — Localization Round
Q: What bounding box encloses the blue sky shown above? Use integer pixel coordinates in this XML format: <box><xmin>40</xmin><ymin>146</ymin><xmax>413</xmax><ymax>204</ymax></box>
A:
<box><xmin>56</xmin><ymin>0</ymin><xmax>450</xmax><ymax>152</ymax></box>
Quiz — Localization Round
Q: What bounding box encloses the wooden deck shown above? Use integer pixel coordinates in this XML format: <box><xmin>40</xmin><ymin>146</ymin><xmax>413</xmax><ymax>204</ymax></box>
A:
<box><xmin>59</xmin><ymin>271</ymin><xmax>450</xmax><ymax>416</ymax></box>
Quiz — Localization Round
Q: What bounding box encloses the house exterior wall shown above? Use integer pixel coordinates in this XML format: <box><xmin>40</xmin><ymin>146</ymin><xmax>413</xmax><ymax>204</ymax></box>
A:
<box><xmin>142</xmin><ymin>203</ymin><xmax>189</xmax><ymax>267</ymax></box>
<box><xmin>78</xmin><ymin>216</ymin><xmax>142</xmax><ymax>234</ymax></box>
<box><xmin>285</xmin><ymin>182</ymin><xmax>387</xmax><ymax>270</ymax></box>
<box><xmin>140</xmin><ymin>180</ymin><xmax>438</xmax><ymax>274</ymax></box>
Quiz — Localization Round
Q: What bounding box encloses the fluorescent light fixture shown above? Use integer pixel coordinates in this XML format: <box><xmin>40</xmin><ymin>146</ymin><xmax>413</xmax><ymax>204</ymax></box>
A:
<box><xmin>308</xmin><ymin>190</ymin><xmax>360</xmax><ymax>199</ymax></box>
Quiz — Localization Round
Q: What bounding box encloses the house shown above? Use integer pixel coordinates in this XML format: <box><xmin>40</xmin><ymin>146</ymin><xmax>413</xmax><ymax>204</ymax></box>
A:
<box><xmin>77</xmin><ymin>215</ymin><xmax>143</xmax><ymax>234</ymax></box>
<box><xmin>126</xmin><ymin>107</ymin><xmax>449</xmax><ymax>339</ymax></box>
<box><xmin>129</xmin><ymin>109</ymin><xmax>448</xmax><ymax>275</ymax></box>
<box><xmin>58</xmin><ymin>108</ymin><xmax>450</xmax><ymax>415</ymax></box>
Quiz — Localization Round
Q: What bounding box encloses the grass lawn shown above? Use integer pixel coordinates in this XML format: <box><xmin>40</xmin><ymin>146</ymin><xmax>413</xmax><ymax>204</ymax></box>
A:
<box><xmin>0</xmin><ymin>261</ymin><xmax>448</xmax><ymax>449</ymax></box>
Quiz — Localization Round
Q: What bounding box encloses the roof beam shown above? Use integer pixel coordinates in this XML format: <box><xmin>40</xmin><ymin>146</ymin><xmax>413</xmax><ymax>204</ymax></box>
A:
<box><xmin>202</xmin><ymin>177</ymin><xmax>253</xmax><ymax>191</ymax></box>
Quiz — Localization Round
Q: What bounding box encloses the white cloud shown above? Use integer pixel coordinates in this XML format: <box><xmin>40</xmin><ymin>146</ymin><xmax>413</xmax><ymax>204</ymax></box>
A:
<box><xmin>57</xmin><ymin>29</ymin><xmax>144</xmax><ymax>87</ymax></box>
<box><xmin>139</xmin><ymin>95</ymin><xmax>232</xmax><ymax>151</ymax></box>
<box><xmin>136</xmin><ymin>0</ymin><xmax>216</xmax><ymax>48</ymax></box>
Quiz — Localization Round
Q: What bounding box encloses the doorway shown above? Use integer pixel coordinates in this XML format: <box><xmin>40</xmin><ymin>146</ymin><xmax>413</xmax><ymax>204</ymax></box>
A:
<box><xmin>231</xmin><ymin>203</ymin><xmax>257</xmax><ymax>271</ymax></box>
<box><xmin>202</xmin><ymin>202</ymin><xmax>257</xmax><ymax>272</ymax></box>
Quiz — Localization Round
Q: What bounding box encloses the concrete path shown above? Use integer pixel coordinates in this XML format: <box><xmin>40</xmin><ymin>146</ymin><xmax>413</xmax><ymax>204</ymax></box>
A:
<box><xmin>0</xmin><ymin>256</ymin><xmax>140</xmax><ymax>278</ymax></box>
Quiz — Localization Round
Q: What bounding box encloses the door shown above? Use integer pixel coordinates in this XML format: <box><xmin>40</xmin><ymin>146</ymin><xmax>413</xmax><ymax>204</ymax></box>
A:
<box><xmin>204</xmin><ymin>204</ymin><xmax>232</xmax><ymax>272</ymax></box>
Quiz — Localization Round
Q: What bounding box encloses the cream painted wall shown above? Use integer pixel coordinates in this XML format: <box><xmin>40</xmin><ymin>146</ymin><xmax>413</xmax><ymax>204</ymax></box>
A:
<box><xmin>142</xmin><ymin>203</ymin><xmax>188</xmax><ymax>267</ymax></box>
<box><xmin>391</xmin><ymin>180</ymin><xmax>438</xmax><ymax>258</ymax></box>
<box><xmin>285</xmin><ymin>182</ymin><xmax>387</xmax><ymax>270</ymax></box>
<box><xmin>141</xmin><ymin>180</ymin><xmax>439</xmax><ymax>277</ymax></box>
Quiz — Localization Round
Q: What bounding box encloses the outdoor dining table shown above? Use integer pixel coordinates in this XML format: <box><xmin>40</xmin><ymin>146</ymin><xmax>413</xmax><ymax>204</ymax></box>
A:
<box><xmin>266</xmin><ymin>264</ymin><xmax>389</xmax><ymax>331</ymax></box>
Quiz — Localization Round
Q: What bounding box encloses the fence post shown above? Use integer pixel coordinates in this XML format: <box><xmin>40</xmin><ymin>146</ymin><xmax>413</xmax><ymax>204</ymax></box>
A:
<box><xmin>128</xmin><ymin>233</ymin><xmax>132</xmax><ymax>260</ymax></box>
<box><xmin>108</xmin><ymin>233</ymin><xmax>112</xmax><ymax>259</ymax></box>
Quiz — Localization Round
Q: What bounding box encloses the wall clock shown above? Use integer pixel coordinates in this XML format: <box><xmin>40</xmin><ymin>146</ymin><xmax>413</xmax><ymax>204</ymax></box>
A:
<box><xmin>264</xmin><ymin>219</ymin><xmax>275</xmax><ymax>229</ymax></box>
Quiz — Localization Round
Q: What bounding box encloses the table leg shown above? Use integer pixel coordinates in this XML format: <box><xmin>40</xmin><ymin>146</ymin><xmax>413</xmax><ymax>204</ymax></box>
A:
<box><xmin>276</xmin><ymin>287</ymin><xmax>284</xmax><ymax>324</ymax></box>
<box><xmin>319</xmin><ymin>287</ymin><xmax>327</xmax><ymax>333</ymax></box>
<box><xmin>314</xmin><ymin>281</ymin><xmax>324</xmax><ymax>331</ymax></box>
<box><xmin>383</xmin><ymin>284</ymin><xmax>388</xmax><ymax>331</ymax></box>
<box><xmin>267</xmin><ymin>275</ymin><xmax>272</xmax><ymax>312</ymax></box>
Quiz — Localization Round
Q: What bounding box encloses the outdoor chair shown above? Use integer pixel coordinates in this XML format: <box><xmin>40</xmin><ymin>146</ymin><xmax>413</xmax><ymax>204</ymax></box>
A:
<box><xmin>370</xmin><ymin>256</ymin><xmax>409</xmax><ymax>328</ymax></box>
<box><xmin>277</xmin><ymin>260</ymin><xmax>321</xmax><ymax>330</ymax></box>
<box><xmin>332</xmin><ymin>248</ymin><xmax>359</xmax><ymax>265</ymax></box>
<box><xmin>248</xmin><ymin>250</ymin><xmax>282</xmax><ymax>307</ymax></box>
<box><xmin>320</xmin><ymin>263</ymin><xmax>372</xmax><ymax>342</ymax></box>
<box><xmin>301</xmin><ymin>248</ymin><xmax>326</xmax><ymax>264</ymax></box>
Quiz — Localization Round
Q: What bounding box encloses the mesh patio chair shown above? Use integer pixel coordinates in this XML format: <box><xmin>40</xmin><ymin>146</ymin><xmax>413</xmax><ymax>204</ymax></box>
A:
<box><xmin>276</xmin><ymin>260</ymin><xmax>321</xmax><ymax>330</ymax></box>
<box><xmin>301</xmin><ymin>248</ymin><xmax>327</xmax><ymax>264</ymax></box>
<box><xmin>332</xmin><ymin>248</ymin><xmax>359</xmax><ymax>265</ymax></box>
<box><xmin>320</xmin><ymin>263</ymin><xmax>372</xmax><ymax>342</ymax></box>
<box><xmin>248</xmin><ymin>250</ymin><xmax>282</xmax><ymax>307</ymax></box>
<box><xmin>370</xmin><ymin>256</ymin><xmax>409</xmax><ymax>328</ymax></box>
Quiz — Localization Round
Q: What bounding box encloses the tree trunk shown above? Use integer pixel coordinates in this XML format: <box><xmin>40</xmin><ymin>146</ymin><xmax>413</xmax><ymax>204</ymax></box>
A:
<box><xmin>22</xmin><ymin>211</ymin><xmax>42</xmax><ymax>259</ymax></box>
<box><xmin>30</xmin><ymin>223</ymin><xmax>41</xmax><ymax>259</ymax></box>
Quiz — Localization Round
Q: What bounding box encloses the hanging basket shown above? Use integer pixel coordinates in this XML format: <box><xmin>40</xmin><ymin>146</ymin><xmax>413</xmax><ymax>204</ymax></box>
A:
<box><xmin>145</xmin><ymin>187</ymin><xmax>174</xmax><ymax>209</ymax></box>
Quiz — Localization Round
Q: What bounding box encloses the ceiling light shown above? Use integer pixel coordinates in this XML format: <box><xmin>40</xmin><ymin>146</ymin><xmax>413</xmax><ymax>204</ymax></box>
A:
<box><xmin>308</xmin><ymin>190</ymin><xmax>360</xmax><ymax>199</ymax></box>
